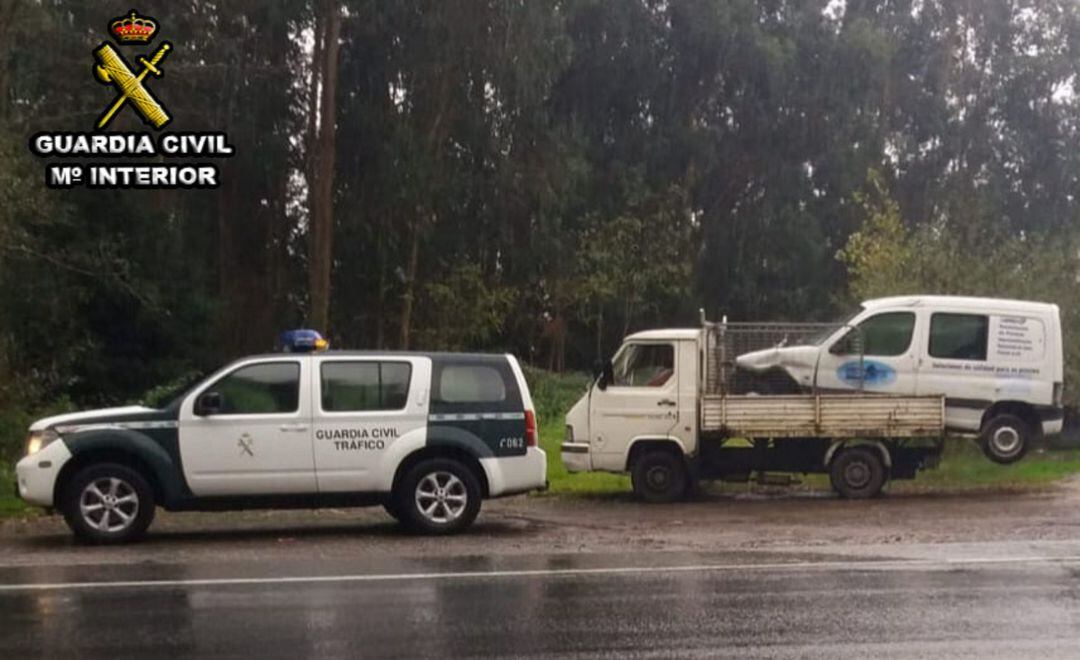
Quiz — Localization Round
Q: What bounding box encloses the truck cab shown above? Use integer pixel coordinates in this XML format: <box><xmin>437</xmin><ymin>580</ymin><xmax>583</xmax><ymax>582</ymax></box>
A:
<box><xmin>562</xmin><ymin>329</ymin><xmax>701</xmax><ymax>476</ymax></box>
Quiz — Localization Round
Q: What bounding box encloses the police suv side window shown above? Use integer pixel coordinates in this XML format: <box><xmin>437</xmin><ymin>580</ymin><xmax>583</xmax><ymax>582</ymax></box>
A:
<box><xmin>212</xmin><ymin>362</ymin><xmax>300</xmax><ymax>414</ymax></box>
<box><xmin>321</xmin><ymin>361</ymin><xmax>412</xmax><ymax>412</ymax></box>
<box><xmin>437</xmin><ymin>365</ymin><xmax>507</xmax><ymax>403</ymax></box>
<box><xmin>929</xmin><ymin>313</ymin><xmax>989</xmax><ymax>361</ymax></box>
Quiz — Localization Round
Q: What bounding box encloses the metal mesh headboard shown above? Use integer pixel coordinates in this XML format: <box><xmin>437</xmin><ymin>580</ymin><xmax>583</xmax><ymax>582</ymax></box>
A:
<box><xmin>702</xmin><ymin>320</ymin><xmax>864</xmax><ymax>395</ymax></box>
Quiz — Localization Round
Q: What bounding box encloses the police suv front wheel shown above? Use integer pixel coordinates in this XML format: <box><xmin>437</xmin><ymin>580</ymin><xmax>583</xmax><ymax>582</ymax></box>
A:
<box><xmin>61</xmin><ymin>463</ymin><xmax>155</xmax><ymax>544</ymax></box>
<box><xmin>394</xmin><ymin>458</ymin><xmax>482</xmax><ymax>535</ymax></box>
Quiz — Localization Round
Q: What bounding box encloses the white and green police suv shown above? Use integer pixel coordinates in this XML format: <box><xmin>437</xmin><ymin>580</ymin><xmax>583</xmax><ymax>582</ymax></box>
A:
<box><xmin>15</xmin><ymin>331</ymin><xmax>546</xmax><ymax>543</ymax></box>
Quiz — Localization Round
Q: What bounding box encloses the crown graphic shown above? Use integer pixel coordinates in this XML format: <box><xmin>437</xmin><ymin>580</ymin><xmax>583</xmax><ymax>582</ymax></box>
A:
<box><xmin>109</xmin><ymin>10</ymin><xmax>157</xmax><ymax>44</ymax></box>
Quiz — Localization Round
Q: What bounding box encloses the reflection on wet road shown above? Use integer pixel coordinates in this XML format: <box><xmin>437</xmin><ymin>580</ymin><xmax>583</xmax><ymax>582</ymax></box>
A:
<box><xmin>2</xmin><ymin>553</ymin><xmax>1080</xmax><ymax>658</ymax></box>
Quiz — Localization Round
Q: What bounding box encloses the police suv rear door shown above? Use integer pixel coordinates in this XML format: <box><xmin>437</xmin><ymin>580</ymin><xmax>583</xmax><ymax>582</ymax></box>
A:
<box><xmin>312</xmin><ymin>355</ymin><xmax>432</xmax><ymax>491</ymax></box>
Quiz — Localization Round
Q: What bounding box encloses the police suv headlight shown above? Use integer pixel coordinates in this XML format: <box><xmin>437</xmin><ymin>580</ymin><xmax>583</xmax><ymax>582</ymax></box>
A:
<box><xmin>565</xmin><ymin>425</ymin><xmax>574</xmax><ymax>443</ymax></box>
<box><xmin>26</xmin><ymin>429</ymin><xmax>59</xmax><ymax>456</ymax></box>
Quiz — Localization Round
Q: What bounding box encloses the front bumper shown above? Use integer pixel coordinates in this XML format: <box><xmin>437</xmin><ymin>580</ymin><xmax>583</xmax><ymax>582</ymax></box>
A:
<box><xmin>15</xmin><ymin>439</ymin><xmax>72</xmax><ymax>507</ymax></box>
<box><xmin>560</xmin><ymin>442</ymin><xmax>592</xmax><ymax>473</ymax></box>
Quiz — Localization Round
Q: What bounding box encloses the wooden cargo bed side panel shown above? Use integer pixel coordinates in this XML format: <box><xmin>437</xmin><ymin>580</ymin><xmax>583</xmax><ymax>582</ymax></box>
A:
<box><xmin>701</xmin><ymin>395</ymin><xmax>945</xmax><ymax>438</ymax></box>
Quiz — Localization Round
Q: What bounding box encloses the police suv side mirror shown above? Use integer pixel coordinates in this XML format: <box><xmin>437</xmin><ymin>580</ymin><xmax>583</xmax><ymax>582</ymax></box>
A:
<box><xmin>195</xmin><ymin>391</ymin><xmax>223</xmax><ymax>416</ymax></box>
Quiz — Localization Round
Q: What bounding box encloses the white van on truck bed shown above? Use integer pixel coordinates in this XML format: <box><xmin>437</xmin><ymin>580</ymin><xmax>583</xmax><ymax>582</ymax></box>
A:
<box><xmin>561</xmin><ymin>296</ymin><xmax>1064</xmax><ymax>501</ymax></box>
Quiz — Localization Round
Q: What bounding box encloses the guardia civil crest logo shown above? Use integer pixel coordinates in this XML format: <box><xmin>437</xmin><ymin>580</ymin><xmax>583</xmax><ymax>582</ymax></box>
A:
<box><xmin>92</xmin><ymin>10</ymin><xmax>173</xmax><ymax>130</ymax></box>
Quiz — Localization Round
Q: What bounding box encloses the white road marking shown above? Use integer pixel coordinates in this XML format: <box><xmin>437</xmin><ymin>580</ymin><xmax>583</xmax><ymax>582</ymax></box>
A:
<box><xmin>1</xmin><ymin>554</ymin><xmax>1078</xmax><ymax>593</ymax></box>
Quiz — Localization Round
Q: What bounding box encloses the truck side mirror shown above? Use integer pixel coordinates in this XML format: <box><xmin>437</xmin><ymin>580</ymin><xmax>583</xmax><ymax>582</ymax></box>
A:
<box><xmin>195</xmin><ymin>391</ymin><xmax>223</xmax><ymax>416</ymax></box>
<box><xmin>594</xmin><ymin>359</ymin><xmax>614</xmax><ymax>391</ymax></box>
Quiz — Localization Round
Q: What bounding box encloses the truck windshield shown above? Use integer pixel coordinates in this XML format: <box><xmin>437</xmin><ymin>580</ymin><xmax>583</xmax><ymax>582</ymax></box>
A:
<box><xmin>807</xmin><ymin>309</ymin><xmax>861</xmax><ymax>345</ymax></box>
<box><xmin>612</xmin><ymin>343</ymin><xmax>674</xmax><ymax>387</ymax></box>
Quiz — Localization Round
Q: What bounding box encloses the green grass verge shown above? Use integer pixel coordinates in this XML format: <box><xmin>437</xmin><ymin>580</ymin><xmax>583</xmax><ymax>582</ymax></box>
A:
<box><xmin>0</xmin><ymin>463</ymin><xmax>32</xmax><ymax>518</ymax></box>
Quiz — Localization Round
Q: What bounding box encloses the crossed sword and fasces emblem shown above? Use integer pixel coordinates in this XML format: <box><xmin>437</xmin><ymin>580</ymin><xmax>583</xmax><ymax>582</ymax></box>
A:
<box><xmin>238</xmin><ymin>433</ymin><xmax>255</xmax><ymax>457</ymax></box>
<box><xmin>92</xmin><ymin>41</ymin><xmax>172</xmax><ymax>130</ymax></box>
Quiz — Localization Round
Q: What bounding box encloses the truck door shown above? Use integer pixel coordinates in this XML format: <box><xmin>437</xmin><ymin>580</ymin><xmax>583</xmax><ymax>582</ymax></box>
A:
<box><xmin>179</xmin><ymin>358</ymin><xmax>316</xmax><ymax>496</ymax></box>
<box><xmin>589</xmin><ymin>341</ymin><xmax>679</xmax><ymax>469</ymax></box>
<box><xmin>312</xmin><ymin>356</ymin><xmax>430</xmax><ymax>492</ymax></box>
<box><xmin>815</xmin><ymin>311</ymin><xmax>919</xmax><ymax>394</ymax></box>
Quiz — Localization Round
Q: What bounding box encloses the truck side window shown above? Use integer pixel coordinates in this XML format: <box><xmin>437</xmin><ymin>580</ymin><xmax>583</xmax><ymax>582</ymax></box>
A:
<box><xmin>929</xmin><ymin>313</ymin><xmax>989</xmax><ymax>360</ymax></box>
<box><xmin>612</xmin><ymin>343</ymin><xmax>674</xmax><ymax>387</ymax></box>
<box><xmin>831</xmin><ymin>312</ymin><xmax>915</xmax><ymax>357</ymax></box>
<box><xmin>321</xmin><ymin>361</ymin><xmax>412</xmax><ymax>412</ymax></box>
<box><xmin>210</xmin><ymin>362</ymin><xmax>300</xmax><ymax>414</ymax></box>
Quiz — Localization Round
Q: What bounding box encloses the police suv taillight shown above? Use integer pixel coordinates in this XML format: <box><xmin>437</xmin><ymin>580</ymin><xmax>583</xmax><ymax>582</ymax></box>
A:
<box><xmin>525</xmin><ymin>410</ymin><xmax>538</xmax><ymax>447</ymax></box>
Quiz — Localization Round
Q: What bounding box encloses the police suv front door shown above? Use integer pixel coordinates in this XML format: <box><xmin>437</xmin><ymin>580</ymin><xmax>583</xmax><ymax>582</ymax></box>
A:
<box><xmin>312</xmin><ymin>356</ymin><xmax>431</xmax><ymax>491</ymax></box>
<box><xmin>179</xmin><ymin>357</ymin><xmax>316</xmax><ymax>496</ymax></box>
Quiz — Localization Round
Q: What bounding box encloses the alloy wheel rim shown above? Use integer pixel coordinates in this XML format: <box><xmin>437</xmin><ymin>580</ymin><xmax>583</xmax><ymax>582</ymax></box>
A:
<box><xmin>415</xmin><ymin>471</ymin><xmax>467</xmax><ymax>524</ymax></box>
<box><xmin>79</xmin><ymin>477</ymin><xmax>139</xmax><ymax>533</ymax></box>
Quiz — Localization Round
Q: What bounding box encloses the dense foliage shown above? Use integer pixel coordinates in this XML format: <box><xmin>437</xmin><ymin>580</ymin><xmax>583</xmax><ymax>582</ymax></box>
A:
<box><xmin>2</xmin><ymin>0</ymin><xmax>1080</xmax><ymax>453</ymax></box>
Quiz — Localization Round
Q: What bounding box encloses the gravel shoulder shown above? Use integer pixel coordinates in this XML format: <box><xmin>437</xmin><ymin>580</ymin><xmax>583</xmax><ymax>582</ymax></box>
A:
<box><xmin>3</xmin><ymin>479</ymin><xmax>1080</xmax><ymax>569</ymax></box>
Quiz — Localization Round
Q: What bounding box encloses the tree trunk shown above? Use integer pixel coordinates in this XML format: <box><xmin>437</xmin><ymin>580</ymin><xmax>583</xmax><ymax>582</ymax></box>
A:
<box><xmin>307</xmin><ymin>0</ymin><xmax>340</xmax><ymax>333</ymax></box>
<box><xmin>399</xmin><ymin>218</ymin><xmax>422</xmax><ymax>349</ymax></box>
<box><xmin>0</xmin><ymin>1</ymin><xmax>17</xmax><ymax>121</ymax></box>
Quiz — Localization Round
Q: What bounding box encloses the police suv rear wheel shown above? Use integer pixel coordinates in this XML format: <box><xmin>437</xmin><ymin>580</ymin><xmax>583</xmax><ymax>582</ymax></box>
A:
<box><xmin>62</xmin><ymin>463</ymin><xmax>155</xmax><ymax>544</ymax></box>
<box><xmin>395</xmin><ymin>458</ymin><xmax>481</xmax><ymax>535</ymax></box>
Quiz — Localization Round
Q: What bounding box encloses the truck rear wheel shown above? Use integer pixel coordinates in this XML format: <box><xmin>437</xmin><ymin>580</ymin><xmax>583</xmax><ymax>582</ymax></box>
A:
<box><xmin>631</xmin><ymin>450</ymin><xmax>689</xmax><ymax>503</ymax></box>
<box><xmin>979</xmin><ymin>414</ymin><xmax>1031</xmax><ymax>465</ymax></box>
<box><xmin>829</xmin><ymin>448</ymin><xmax>886</xmax><ymax>499</ymax></box>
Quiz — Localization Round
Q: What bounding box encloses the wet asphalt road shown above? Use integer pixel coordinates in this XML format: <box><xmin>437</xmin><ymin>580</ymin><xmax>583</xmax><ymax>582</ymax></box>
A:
<box><xmin>3</xmin><ymin>551</ymin><xmax>1080</xmax><ymax>658</ymax></box>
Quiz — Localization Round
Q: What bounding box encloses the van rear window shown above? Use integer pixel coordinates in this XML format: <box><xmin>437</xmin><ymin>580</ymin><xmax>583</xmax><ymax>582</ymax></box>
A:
<box><xmin>929</xmin><ymin>313</ymin><xmax>989</xmax><ymax>360</ymax></box>
<box><xmin>437</xmin><ymin>365</ymin><xmax>507</xmax><ymax>403</ymax></box>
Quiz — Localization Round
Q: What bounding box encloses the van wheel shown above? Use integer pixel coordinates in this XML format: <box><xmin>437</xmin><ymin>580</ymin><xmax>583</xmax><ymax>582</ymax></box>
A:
<box><xmin>394</xmin><ymin>458</ymin><xmax>481</xmax><ymax>535</ymax></box>
<box><xmin>829</xmin><ymin>448</ymin><xmax>886</xmax><ymax>499</ymax></box>
<box><xmin>980</xmin><ymin>414</ymin><xmax>1031</xmax><ymax>465</ymax></box>
<box><xmin>61</xmin><ymin>463</ymin><xmax>155</xmax><ymax>544</ymax></box>
<box><xmin>631</xmin><ymin>450</ymin><xmax>689</xmax><ymax>503</ymax></box>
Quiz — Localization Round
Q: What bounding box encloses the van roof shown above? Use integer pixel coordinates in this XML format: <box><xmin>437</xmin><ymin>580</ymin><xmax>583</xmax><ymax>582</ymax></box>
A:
<box><xmin>863</xmin><ymin>295</ymin><xmax>1058</xmax><ymax>315</ymax></box>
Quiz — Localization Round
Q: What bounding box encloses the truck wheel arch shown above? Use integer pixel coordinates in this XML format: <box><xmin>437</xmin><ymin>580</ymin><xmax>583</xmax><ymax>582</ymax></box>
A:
<box><xmin>625</xmin><ymin>437</ymin><xmax>688</xmax><ymax>472</ymax></box>
<box><xmin>824</xmin><ymin>439</ymin><xmax>892</xmax><ymax>471</ymax></box>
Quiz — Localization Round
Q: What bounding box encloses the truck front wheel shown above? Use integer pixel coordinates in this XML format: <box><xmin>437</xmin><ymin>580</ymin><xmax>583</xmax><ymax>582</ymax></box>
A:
<box><xmin>631</xmin><ymin>450</ymin><xmax>689</xmax><ymax>503</ymax></box>
<box><xmin>829</xmin><ymin>448</ymin><xmax>887</xmax><ymax>499</ymax></box>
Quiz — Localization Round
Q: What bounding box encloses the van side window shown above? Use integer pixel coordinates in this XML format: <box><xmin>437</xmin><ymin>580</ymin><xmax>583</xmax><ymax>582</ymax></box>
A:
<box><xmin>832</xmin><ymin>312</ymin><xmax>915</xmax><ymax>357</ymax></box>
<box><xmin>929</xmin><ymin>313</ymin><xmax>989</xmax><ymax>360</ymax></box>
<box><xmin>321</xmin><ymin>362</ymin><xmax>412</xmax><ymax>411</ymax></box>
<box><xmin>210</xmin><ymin>362</ymin><xmax>300</xmax><ymax>414</ymax></box>
<box><xmin>612</xmin><ymin>343</ymin><xmax>674</xmax><ymax>387</ymax></box>
<box><xmin>438</xmin><ymin>365</ymin><xmax>507</xmax><ymax>403</ymax></box>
